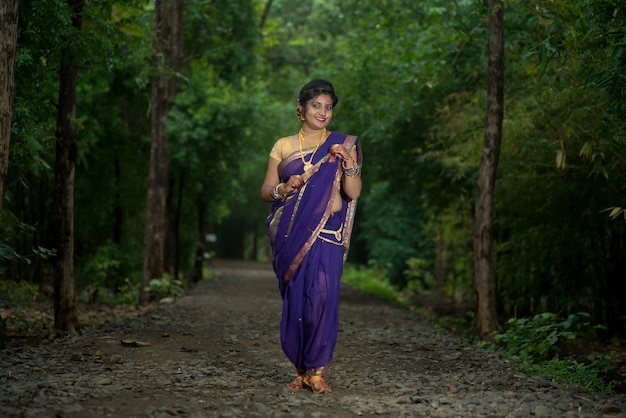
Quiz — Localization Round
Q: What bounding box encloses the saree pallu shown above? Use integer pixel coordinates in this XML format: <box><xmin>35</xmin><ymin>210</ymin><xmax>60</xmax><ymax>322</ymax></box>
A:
<box><xmin>266</xmin><ymin>131</ymin><xmax>361</xmax><ymax>371</ymax></box>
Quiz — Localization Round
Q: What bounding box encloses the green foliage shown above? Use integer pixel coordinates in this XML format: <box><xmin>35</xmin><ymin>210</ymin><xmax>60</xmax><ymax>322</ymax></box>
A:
<box><xmin>0</xmin><ymin>281</ymin><xmax>39</xmax><ymax>307</ymax></box>
<box><xmin>77</xmin><ymin>242</ymin><xmax>125</xmax><ymax>288</ymax></box>
<box><xmin>403</xmin><ymin>258</ymin><xmax>435</xmax><ymax>293</ymax></box>
<box><xmin>520</xmin><ymin>357</ymin><xmax>615</xmax><ymax>395</ymax></box>
<box><xmin>144</xmin><ymin>273</ymin><xmax>183</xmax><ymax>300</ymax></box>
<box><xmin>493</xmin><ymin>312</ymin><xmax>616</xmax><ymax>394</ymax></box>
<box><xmin>494</xmin><ymin>312</ymin><xmax>596</xmax><ymax>362</ymax></box>
<box><xmin>185</xmin><ymin>0</ymin><xmax>258</xmax><ymax>81</ymax></box>
<box><xmin>341</xmin><ymin>264</ymin><xmax>399</xmax><ymax>304</ymax></box>
<box><xmin>167</xmin><ymin>63</ymin><xmax>272</xmax><ymax>262</ymax></box>
<box><xmin>488</xmin><ymin>0</ymin><xmax>626</xmax><ymax>330</ymax></box>
<box><xmin>359</xmin><ymin>181</ymin><xmax>432</xmax><ymax>287</ymax></box>
<box><xmin>0</xmin><ymin>280</ymin><xmax>50</xmax><ymax>349</ymax></box>
<box><xmin>116</xmin><ymin>278</ymin><xmax>140</xmax><ymax>306</ymax></box>
<box><xmin>0</xmin><ymin>215</ymin><xmax>56</xmax><ymax>278</ymax></box>
<box><xmin>605</xmin><ymin>206</ymin><xmax>626</xmax><ymax>222</ymax></box>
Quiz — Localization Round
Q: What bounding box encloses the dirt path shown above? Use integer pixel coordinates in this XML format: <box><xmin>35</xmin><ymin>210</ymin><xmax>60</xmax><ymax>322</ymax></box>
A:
<box><xmin>1</xmin><ymin>260</ymin><xmax>625</xmax><ymax>417</ymax></box>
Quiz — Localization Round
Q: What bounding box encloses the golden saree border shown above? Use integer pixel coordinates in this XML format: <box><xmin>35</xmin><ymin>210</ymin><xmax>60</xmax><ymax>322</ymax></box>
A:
<box><xmin>282</xmin><ymin>134</ymin><xmax>360</xmax><ymax>283</ymax></box>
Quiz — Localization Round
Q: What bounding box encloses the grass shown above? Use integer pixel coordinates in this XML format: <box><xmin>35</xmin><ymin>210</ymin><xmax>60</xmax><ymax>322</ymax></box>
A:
<box><xmin>519</xmin><ymin>356</ymin><xmax>615</xmax><ymax>395</ymax></box>
<box><xmin>340</xmin><ymin>264</ymin><xmax>399</xmax><ymax>304</ymax></box>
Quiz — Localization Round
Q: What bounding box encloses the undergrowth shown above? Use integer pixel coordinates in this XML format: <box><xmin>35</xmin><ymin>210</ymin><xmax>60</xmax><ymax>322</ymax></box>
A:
<box><xmin>493</xmin><ymin>312</ymin><xmax>616</xmax><ymax>395</ymax></box>
<box><xmin>0</xmin><ymin>267</ymin><xmax>216</xmax><ymax>349</ymax></box>
<box><xmin>341</xmin><ymin>264</ymin><xmax>399</xmax><ymax>304</ymax></box>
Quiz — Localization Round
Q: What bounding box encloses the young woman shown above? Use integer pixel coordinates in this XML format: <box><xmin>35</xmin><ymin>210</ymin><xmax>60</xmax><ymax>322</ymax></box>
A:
<box><xmin>261</xmin><ymin>79</ymin><xmax>362</xmax><ymax>393</ymax></box>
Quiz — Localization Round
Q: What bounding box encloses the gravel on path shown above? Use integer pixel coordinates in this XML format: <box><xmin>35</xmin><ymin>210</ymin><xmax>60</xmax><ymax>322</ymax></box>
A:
<box><xmin>1</xmin><ymin>259</ymin><xmax>624</xmax><ymax>418</ymax></box>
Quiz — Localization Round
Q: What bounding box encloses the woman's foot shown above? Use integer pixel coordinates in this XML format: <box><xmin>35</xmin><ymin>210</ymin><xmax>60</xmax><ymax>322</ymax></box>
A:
<box><xmin>303</xmin><ymin>373</ymin><xmax>332</xmax><ymax>394</ymax></box>
<box><xmin>286</xmin><ymin>374</ymin><xmax>304</xmax><ymax>390</ymax></box>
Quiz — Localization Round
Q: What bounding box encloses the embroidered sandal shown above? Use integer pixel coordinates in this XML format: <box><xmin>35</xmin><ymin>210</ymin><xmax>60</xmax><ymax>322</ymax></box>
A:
<box><xmin>286</xmin><ymin>374</ymin><xmax>305</xmax><ymax>390</ymax></box>
<box><xmin>303</xmin><ymin>373</ymin><xmax>332</xmax><ymax>394</ymax></box>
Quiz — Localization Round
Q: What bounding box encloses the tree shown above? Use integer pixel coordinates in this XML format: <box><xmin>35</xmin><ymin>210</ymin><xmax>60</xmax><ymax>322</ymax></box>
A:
<box><xmin>474</xmin><ymin>0</ymin><xmax>504</xmax><ymax>341</ymax></box>
<box><xmin>141</xmin><ymin>0</ymin><xmax>183</xmax><ymax>304</ymax></box>
<box><xmin>0</xmin><ymin>0</ymin><xmax>19</xmax><ymax>217</ymax></box>
<box><xmin>51</xmin><ymin>0</ymin><xmax>84</xmax><ymax>334</ymax></box>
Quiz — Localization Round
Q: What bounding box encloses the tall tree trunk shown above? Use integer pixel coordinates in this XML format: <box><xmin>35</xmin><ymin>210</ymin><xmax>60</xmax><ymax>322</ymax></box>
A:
<box><xmin>0</xmin><ymin>0</ymin><xmax>20</xmax><ymax>218</ymax></box>
<box><xmin>474</xmin><ymin>0</ymin><xmax>504</xmax><ymax>342</ymax></box>
<box><xmin>165</xmin><ymin>0</ymin><xmax>184</xmax><ymax>277</ymax></box>
<box><xmin>141</xmin><ymin>0</ymin><xmax>171</xmax><ymax>303</ymax></box>
<box><xmin>141</xmin><ymin>0</ymin><xmax>183</xmax><ymax>303</ymax></box>
<box><xmin>51</xmin><ymin>0</ymin><xmax>84</xmax><ymax>334</ymax></box>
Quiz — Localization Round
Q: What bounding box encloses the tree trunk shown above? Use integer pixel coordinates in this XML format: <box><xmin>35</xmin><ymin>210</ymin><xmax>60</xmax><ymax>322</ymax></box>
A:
<box><xmin>141</xmin><ymin>0</ymin><xmax>183</xmax><ymax>303</ymax></box>
<box><xmin>474</xmin><ymin>0</ymin><xmax>504</xmax><ymax>342</ymax></box>
<box><xmin>0</xmin><ymin>0</ymin><xmax>20</xmax><ymax>218</ymax></box>
<box><xmin>259</xmin><ymin>0</ymin><xmax>273</xmax><ymax>29</ymax></box>
<box><xmin>193</xmin><ymin>198</ymin><xmax>206</xmax><ymax>283</ymax></box>
<box><xmin>113</xmin><ymin>158</ymin><xmax>122</xmax><ymax>244</ymax></box>
<box><xmin>166</xmin><ymin>0</ymin><xmax>184</xmax><ymax>278</ymax></box>
<box><xmin>141</xmin><ymin>0</ymin><xmax>170</xmax><ymax>303</ymax></box>
<box><xmin>165</xmin><ymin>172</ymin><xmax>184</xmax><ymax>279</ymax></box>
<box><xmin>170</xmin><ymin>0</ymin><xmax>184</xmax><ymax>98</ymax></box>
<box><xmin>51</xmin><ymin>0</ymin><xmax>84</xmax><ymax>334</ymax></box>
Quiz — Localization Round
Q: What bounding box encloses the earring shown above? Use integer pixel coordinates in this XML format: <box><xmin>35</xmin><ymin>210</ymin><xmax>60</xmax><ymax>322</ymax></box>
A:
<box><xmin>296</xmin><ymin>108</ymin><xmax>305</xmax><ymax>122</ymax></box>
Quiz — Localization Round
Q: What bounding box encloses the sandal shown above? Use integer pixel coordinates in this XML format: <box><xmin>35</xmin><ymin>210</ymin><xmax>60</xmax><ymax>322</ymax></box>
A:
<box><xmin>303</xmin><ymin>373</ymin><xmax>332</xmax><ymax>394</ymax></box>
<box><xmin>286</xmin><ymin>374</ymin><xmax>305</xmax><ymax>390</ymax></box>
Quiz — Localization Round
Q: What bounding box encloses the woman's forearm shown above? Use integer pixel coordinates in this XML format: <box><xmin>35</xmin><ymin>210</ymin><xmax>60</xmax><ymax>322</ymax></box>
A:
<box><xmin>342</xmin><ymin>174</ymin><xmax>362</xmax><ymax>200</ymax></box>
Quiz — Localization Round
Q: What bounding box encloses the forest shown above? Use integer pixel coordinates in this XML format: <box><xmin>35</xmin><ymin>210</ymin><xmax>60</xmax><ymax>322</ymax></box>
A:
<box><xmin>1</xmin><ymin>0</ymin><xmax>625</xmax><ymax>352</ymax></box>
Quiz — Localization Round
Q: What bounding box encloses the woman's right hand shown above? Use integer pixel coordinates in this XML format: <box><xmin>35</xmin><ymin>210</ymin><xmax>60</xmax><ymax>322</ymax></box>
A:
<box><xmin>282</xmin><ymin>174</ymin><xmax>304</xmax><ymax>195</ymax></box>
<box><xmin>329</xmin><ymin>144</ymin><xmax>352</xmax><ymax>163</ymax></box>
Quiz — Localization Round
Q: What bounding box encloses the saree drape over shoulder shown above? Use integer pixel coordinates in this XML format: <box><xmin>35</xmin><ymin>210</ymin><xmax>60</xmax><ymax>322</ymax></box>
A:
<box><xmin>266</xmin><ymin>132</ymin><xmax>362</xmax><ymax>372</ymax></box>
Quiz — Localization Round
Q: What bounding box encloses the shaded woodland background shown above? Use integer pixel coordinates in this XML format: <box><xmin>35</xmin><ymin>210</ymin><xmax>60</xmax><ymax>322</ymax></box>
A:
<box><xmin>1</xmin><ymin>0</ymin><xmax>626</xmax><ymax>340</ymax></box>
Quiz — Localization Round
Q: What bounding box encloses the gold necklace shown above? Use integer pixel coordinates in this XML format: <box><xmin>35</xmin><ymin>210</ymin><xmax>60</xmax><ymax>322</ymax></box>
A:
<box><xmin>299</xmin><ymin>128</ymin><xmax>321</xmax><ymax>137</ymax></box>
<box><xmin>298</xmin><ymin>128</ymin><xmax>326</xmax><ymax>171</ymax></box>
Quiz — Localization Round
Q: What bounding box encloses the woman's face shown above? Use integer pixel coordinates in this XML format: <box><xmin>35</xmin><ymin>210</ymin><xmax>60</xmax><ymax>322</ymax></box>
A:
<box><xmin>301</xmin><ymin>94</ymin><xmax>333</xmax><ymax>130</ymax></box>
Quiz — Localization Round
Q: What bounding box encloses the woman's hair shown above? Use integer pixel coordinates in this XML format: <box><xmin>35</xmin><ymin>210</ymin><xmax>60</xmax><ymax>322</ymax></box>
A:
<box><xmin>297</xmin><ymin>79</ymin><xmax>339</xmax><ymax>108</ymax></box>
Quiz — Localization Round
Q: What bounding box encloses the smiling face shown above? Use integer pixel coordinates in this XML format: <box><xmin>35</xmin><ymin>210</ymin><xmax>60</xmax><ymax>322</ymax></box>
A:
<box><xmin>300</xmin><ymin>94</ymin><xmax>334</xmax><ymax>131</ymax></box>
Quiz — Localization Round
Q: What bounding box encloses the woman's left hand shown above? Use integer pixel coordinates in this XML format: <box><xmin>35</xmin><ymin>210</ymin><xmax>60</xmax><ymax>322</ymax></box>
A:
<box><xmin>329</xmin><ymin>144</ymin><xmax>352</xmax><ymax>163</ymax></box>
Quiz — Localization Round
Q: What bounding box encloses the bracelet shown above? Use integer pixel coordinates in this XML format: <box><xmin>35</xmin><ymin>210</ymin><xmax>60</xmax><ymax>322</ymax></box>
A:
<box><xmin>270</xmin><ymin>183</ymin><xmax>285</xmax><ymax>201</ymax></box>
<box><xmin>343</xmin><ymin>163</ymin><xmax>360</xmax><ymax>177</ymax></box>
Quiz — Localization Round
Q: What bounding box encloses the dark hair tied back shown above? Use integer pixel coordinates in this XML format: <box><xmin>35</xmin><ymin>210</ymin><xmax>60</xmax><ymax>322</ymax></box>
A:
<box><xmin>297</xmin><ymin>79</ymin><xmax>339</xmax><ymax>107</ymax></box>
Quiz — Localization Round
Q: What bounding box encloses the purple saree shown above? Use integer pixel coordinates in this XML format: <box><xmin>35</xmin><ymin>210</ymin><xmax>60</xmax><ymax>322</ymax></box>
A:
<box><xmin>266</xmin><ymin>131</ymin><xmax>362</xmax><ymax>372</ymax></box>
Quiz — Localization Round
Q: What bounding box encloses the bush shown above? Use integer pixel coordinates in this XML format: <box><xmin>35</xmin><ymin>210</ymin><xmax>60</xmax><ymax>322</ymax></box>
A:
<box><xmin>494</xmin><ymin>312</ymin><xmax>594</xmax><ymax>361</ymax></box>
<box><xmin>144</xmin><ymin>273</ymin><xmax>183</xmax><ymax>301</ymax></box>
<box><xmin>77</xmin><ymin>242</ymin><xmax>135</xmax><ymax>293</ymax></box>
<box><xmin>0</xmin><ymin>281</ymin><xmax>39</xmax><ymax>307</ymax></box>
<box><xmin>117</xmin><ymin>277</ymin><xmax>140</xmax><ymax>306</ymax></box>
<box><xmin>493</xmin><ymin>312</ymin><xmax>615</xmax><ymax>394</ymax></box>
<box><xmin>341</xmin><ymin>264</ymin><xmax>398</xmax><ymax>303</ymax></box>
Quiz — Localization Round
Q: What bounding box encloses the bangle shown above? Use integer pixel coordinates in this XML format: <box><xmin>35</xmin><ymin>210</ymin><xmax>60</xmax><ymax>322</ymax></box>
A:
<box><xmin>270</xmin><ymin>183</ymin><xmax>285</xmax><ymax>201</ymax></box>
<box><xmin>343</xmin><ymin>163</ymin><xmax>360</xmax><ymax>177</ymax></box>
